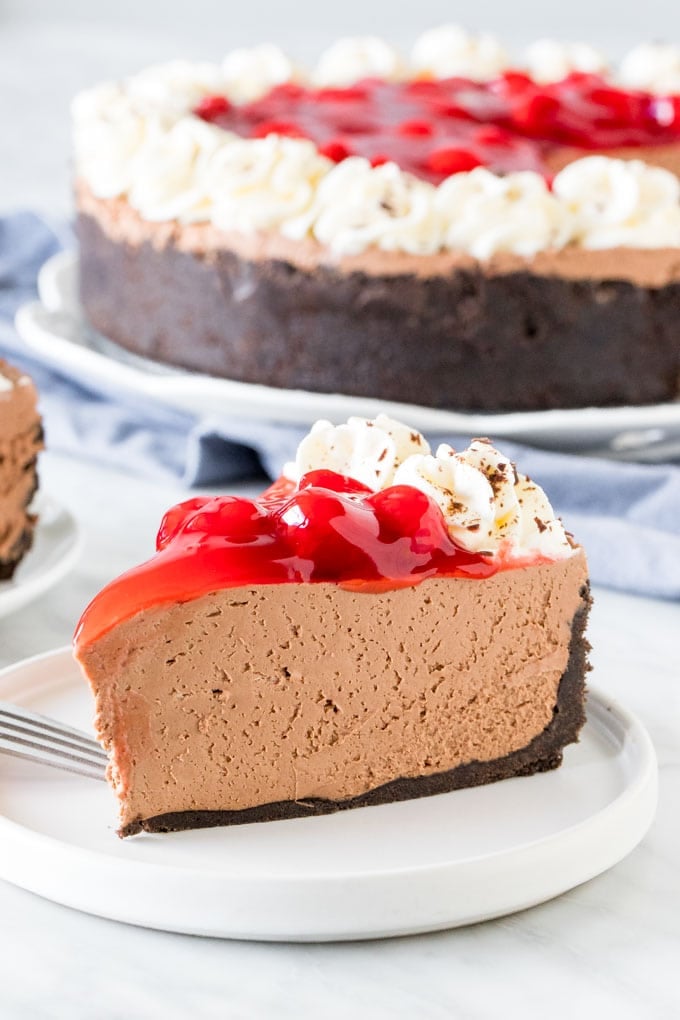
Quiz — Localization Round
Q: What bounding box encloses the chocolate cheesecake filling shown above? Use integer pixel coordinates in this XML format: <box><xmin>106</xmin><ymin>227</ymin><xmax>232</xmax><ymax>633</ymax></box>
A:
<box><xmin>77</xmin><ymin>186</ymin><xmax>680</xmax><ymax>411</ymax></box>
<box><xmin>76</xmin><ymin>552</ymin><xmax>590</xmax><ymax>836</ymax></box>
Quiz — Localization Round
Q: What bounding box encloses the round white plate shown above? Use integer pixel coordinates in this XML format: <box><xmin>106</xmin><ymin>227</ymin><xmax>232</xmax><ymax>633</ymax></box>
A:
<box><xmin>0</xmin><ymin>497</ymin><xmax>81</xmax><ymax>617</ymax></box>
<box><xmin>14</xmin><ymin>251</ymin><xmax>680</xmax><ymax>461</ymax></box>
<box><xmin>0</xmin><ymin>647</ymin><xmax>657</xmax><ymax>942</ymax></box>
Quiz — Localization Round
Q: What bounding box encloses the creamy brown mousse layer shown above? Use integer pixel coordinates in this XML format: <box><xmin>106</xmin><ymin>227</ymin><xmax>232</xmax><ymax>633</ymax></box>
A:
<box><xmin>77</xmin><ymin>183</ymin><xmax>680</xmax><ymax>411</ymax></box>
<box><xmin>76</xmin><ymin>551</ymin><xmax>590</xmax><ymax>837</ymax></box>
<box><xmin>0</xmin><ymin>361</ymin><xmax>43</xmax><ymax>580</ymax></box>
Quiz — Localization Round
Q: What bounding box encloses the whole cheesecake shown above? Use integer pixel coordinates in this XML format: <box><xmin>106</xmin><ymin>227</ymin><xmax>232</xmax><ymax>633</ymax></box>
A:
<box><xmin>74</xmin><ymin>416</ymin><xmax>591</xmax><ymax>837</ymax></box>
<box><xmin>0</xmin><ymin>360</ymin><xmax>43</xmax><ymax>579</ymax></box>
<box><xmin>73</xmin><ymin>28</ymin><xmax>680</xmax><ymax>411</ymax></box>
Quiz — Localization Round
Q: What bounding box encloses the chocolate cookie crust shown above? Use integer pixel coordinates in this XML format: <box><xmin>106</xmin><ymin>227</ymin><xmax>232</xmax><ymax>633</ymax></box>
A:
<box><xmin>78</xmin><ymin>206</ymin><xmax>680</xmax><ymax>412</ymax></box>
<box><xmin>120</xmin><ymin>583</ymin><xmax>591</xmax><ymax>837</ymax></box>
<box><xmin>0</xmin><ymin>512</ymin><xmax>38</xmax><ymax>580</ymax></box>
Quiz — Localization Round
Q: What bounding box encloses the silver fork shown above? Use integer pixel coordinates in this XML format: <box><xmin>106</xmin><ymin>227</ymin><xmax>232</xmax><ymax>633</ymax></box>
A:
<box><xmin>0</xmin><ymin>701</ymin><xmax>107</xmax><ymax>781</ymax></box>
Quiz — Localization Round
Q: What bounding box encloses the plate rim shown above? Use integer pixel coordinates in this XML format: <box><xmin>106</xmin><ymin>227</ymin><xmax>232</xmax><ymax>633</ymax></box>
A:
<box><xmin>0</xmin><ymin>496</ymin><xmax>82</xmax><ymax>616</ymax></box>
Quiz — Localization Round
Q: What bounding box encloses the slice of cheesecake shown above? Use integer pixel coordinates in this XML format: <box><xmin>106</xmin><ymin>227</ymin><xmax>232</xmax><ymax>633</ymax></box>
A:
<box><xmin>74</xmin><ymin>416</ymin><xmax>590</xmax><ymax>837</ymax></box>
<box><xmin>0</xmin><ymin>360</ymin><xmax>43</xmax><ymax>579</ymax></box>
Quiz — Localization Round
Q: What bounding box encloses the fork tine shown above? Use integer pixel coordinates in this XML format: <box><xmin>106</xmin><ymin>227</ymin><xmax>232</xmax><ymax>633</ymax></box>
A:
<box><xmin>0</xmin><ymin>729</ymin><xmax>106</xmax><ymax>770</ymax></box>
<box><xmin>0</xmin><ymin>717</ymin><xmax>108</xmax><ymax>763</ymax></box>
<box><xmin>0</xmin><ymin>739</ymin><xmax>106</xmax><ymax>781</ymax></box>
<box><xmin>0</xmin><ymin>700</ymin><xmax>108</xmax><ymax>781</ymax></box>
<box><xmin>0</xmin><ymin>697</ymin><xmax>105</xmax><ymax>754</ymax></box>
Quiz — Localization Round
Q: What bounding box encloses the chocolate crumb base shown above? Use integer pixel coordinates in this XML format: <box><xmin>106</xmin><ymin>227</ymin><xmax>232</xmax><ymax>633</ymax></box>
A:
<box><xmin>120</xmin><ymin>583</ymin><xmax>592</xmax><ymax>838</ymax></box>
<box><xmin>0</xmin><ymin>524</ymin><xmax>36</xmax><ymax>580</ymax></box>
<box><xmin>77</xmin><ymin>208</ymin><xmax>680</xmax><ymax>412</ymax></box>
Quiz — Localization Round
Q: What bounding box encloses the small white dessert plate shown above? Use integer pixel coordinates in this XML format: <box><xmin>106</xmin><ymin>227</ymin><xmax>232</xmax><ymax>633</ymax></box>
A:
<box><xmin>0</xmin><ymin>647</ymin><xmax>657</xmax><ymax>942</ymax></box>
<box><xmin>0</xmin><ymin>497</ymin><xmax>81</xmax><ymax>617</ymax></box>
<box><xmin>13</xmin><ymin>251</ymin><xmax>680</xmax><ymax>461</ymax></box>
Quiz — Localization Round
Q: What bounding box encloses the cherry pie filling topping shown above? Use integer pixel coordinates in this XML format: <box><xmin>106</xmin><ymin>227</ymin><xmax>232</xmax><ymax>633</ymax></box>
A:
<box><xmin>195</xmin><ymin>73</ymin><xmax>680</xmax><ymax>182</ymax></box>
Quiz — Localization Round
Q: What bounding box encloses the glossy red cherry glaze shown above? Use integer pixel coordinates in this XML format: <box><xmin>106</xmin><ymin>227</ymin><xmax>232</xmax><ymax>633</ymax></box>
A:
<box><xmin>194</xmin><ymin>73</ymin><xmax>680</xmax><ymax>183</ymax></box>
<box><xmin>74</xmin><ymin>470</ymin><xmax>545</xmax><ymax>648</ymax></box>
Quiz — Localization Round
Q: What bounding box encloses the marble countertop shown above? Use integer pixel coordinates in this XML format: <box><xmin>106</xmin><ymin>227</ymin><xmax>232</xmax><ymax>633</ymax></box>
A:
<box><xmin>0</xmin><ymin>452</ymin><xmax>678</xmax><ymax>1019</ymax></box>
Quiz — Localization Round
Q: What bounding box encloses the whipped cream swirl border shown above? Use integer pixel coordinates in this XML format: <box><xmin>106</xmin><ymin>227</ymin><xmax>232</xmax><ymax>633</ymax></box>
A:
<box><xmin>72</xmin><ymin>29</ymin><xmax>680</xmax><ymax>258</ymax></box>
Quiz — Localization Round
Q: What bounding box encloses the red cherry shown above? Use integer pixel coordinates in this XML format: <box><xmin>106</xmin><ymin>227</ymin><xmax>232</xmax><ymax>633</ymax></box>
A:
<box><xmin>298</xmin><ymin>470</ymin><xmax>373</xmax><ymax>495</ymax></box>
<box><xmin>562</xmin><ymin>71</ymin><xmax>599</xmax><ymax>88</ymax></box>
<box><xmin>157</xmin><ymin>497</ymin><xmax>213</xmax><ymax>551</ymax></box>
<box><xmin>269</xmin><ymin>82</ymin><xmax>306</xmax><ymax>100</ymax></box>
<box><xmin>368</xmin><ymin>486</ymin><xmax>430</xmax><ymax>540</ymax></box>
<box><xmin>193</xmin><ymin>95</ymin><xmax>231</xmax><ymax>121</ymax></box>
<box><xmin>511</xmin><ymin>93</ymin><xmax>560</xmax><ymax>133</ymax></box>
<box><xmin>493</xmin><ymin>71</ymin><xmax>534</xmax><ymax>97</ymax></box>
<box><xmin>473</xmin><ymin>125</ymin><xmax>514</xmax><ymax>147</ymax></box>
<box><xmin>403</xmin><ymin>79</ymin><xmax>443</xmax><ymax>97</ymax></box>
<box><xmin>426</xmin><ymin>98</ymin><xmax>476</xmax><ymax>121</ymax></box>
<box><xmin>426</xmin><ymin>147</ymin><xmax>483</xmax><ymax>176</ymax></box>
<box><xmin>397</xmin><ymin>119</ymin><xmax>435</xmax><ymax>137</ymax></box>
<box><xmin>589</xmin><ymin>86</ymin><xmax>642</xmax><ymax>124</ymax></box>
<box><xmin>318</xmin><ymin>139</ymin><xmax>353</xmax><ymax>161</ymax></box>
<box><xmin>251</xmin><ymin>120</ymin><xmax>305</xmax><ymax>139</ymax></box>
<box><xmin>276</xmin><ymin>488</ymin><xmax>379</xmax><ymax>580</ymax></box>
<box><xmin>315</xmin><ymin>86</ymin><xmax>370</xmax><ymax>103</ymax></box>
<box><xmin>369</xmin><ymin>486</ymin><xmax>454</xmax><ymax>556</ymax></box>
<box><xmin>261</xmin><ymin>476</ymin><xmax>296</xmax><ymax>502</ymax></box>
<box><xmin>183</xmin><ymin>497</ymin><xmax>273</xmax><ymax>545</ymax></box>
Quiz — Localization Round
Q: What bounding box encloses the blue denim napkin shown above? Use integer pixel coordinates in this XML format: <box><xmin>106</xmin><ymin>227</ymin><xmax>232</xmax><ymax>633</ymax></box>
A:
<box><xmin>2</xmin><ymin>211</ymin><xmax>679</xmax><ymax>599</ymax></box>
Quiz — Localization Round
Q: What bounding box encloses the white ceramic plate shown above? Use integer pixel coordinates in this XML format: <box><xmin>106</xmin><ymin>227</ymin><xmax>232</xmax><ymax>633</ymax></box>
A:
<box><xmin>0</xmin><ymin>647</ymin><xmax>657</xmax><ymax>942</ymax></box>
<box><xmin>0</xmin><ymin>497</ymin><xmax>81</xmax><ymax>617</ymax></box>
<box><xmin>14</xmin><ymin>251</ymin><xmax>680</xmax><ymax>461</ymax></box>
